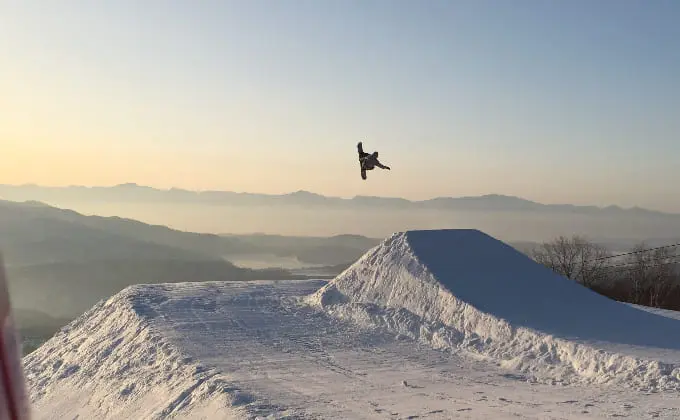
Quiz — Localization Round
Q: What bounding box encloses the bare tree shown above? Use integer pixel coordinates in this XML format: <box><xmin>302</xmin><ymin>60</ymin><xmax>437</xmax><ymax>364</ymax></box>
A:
<box><xmin>622</xmin><ymin>243</ymin><xmax>677</xmax><ymax>307</ymax></box>
<box><xmin>531</xmin><ymin>235</ymin><xmax>611</xmax><ymax>288</ymax></box>
<box><xmin>623</xmin><ymin>243</ymin><xmax>648</xmax><ymax>304</ymax></box>
<box><xmin>576</xmin><ymin>238</ymin><xmax>612</xmax><ymax>288</ymax></box>
<box><xmin>532</xmin><ymin>236</ymin><xmax>578</xmax><ymax>278</ymax></box>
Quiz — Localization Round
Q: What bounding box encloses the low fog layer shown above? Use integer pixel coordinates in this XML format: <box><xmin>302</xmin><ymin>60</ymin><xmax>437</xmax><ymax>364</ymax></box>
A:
<box><xmin>57</xmin><ymin>203</ymin><xmax>680</xmax><ymax>242</ymax></box>
<box><xmin>1</xmin><ymin>183</ymin><xmax>679</xmax><ymax>242</ymax></box>
<box><xmin>0</xmin><ymin>198</ymin><xmax>376</xmax><ymax>321</ymax></box>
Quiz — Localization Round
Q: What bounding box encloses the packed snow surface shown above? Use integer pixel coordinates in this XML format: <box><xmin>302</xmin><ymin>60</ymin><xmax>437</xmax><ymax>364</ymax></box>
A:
<box><xmin>23</xmin><ymin>229</ymin><xmax>680</xmax><ymax>418</ymax></box>
<box><xmin>311</xmin><ymin>229</ymin><xmax>680</xmax><ymax>389</ymax></box>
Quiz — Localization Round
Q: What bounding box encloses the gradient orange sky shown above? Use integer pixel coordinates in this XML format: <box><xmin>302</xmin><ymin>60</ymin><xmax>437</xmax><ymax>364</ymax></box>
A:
<box><xmin>2</xmin><ymin>2</ymin><xmax>679</xmax><ymax>211</ymax></box>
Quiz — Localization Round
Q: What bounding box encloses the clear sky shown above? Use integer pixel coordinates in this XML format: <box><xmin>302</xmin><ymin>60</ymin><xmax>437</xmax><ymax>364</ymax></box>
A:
<box><xmin>2</xmin><ymin>0</ymin><xmax>679</xmax><ymax>210</ymax></box>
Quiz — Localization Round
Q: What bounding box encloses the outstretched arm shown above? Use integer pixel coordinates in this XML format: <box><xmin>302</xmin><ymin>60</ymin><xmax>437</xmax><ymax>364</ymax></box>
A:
<box><xmin>375</xmin><ymin>161</ymin><xmax>390</xmax><ymax>170</ymax></box>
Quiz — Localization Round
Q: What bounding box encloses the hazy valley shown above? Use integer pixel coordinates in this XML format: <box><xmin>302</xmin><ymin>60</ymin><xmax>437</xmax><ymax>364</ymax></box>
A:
<box><xmin>4</xmin><ymin>184</ymin><xmax>680</xmax><ymax>358</ymax></box>
<box><xmin>0</xmin><ymin>196</ymin><xmax>378</xmax><ymax>354</ymax></box>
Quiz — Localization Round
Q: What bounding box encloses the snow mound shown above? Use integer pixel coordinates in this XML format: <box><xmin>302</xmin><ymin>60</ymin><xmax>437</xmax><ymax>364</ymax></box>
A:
<box><xmin>308</xmin><ymin>229</ymin><xmax>680</xmax><ymax>390</ymax></box>
<box><xmin>22</xmin><ymin>285</ymin><xmax>256</xmax><ymax>419</ymax></box>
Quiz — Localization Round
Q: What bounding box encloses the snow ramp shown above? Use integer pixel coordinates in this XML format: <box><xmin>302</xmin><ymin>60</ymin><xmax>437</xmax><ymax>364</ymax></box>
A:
<box><xmin>308</xmin><ymin>229</ymin><xmax>680</xmax><ymax>390</ymax></box>
<box><xmin>22</xmin><ymin>284</ymin><xmax>258</xmax><ymax>420</ymax></box>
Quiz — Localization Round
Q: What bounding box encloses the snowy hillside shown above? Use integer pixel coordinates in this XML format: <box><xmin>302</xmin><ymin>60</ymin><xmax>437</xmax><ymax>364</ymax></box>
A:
<box><xmin>23</xmin><ymin>229</ymin><xmax>680</xmax><ymax>419</ymax></box>
<box><xmin>310</xmin><ymin>229</ymin><xmax>680</xmax><ymax>389</ymax></box>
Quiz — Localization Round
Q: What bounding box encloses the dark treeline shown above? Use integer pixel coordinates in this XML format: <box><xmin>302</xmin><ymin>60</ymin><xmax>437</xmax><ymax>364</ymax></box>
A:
<box><xmin>530</xmin><ymin>235</ymin><xmax>680</xmax><ymax>311</ymax></box>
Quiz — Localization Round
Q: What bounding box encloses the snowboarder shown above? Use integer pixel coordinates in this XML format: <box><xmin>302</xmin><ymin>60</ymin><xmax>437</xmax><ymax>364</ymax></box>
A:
<box><xmin>357</xmin><ymin>141</ymin><xmax>390</xmax><ymax>180</ymax></box>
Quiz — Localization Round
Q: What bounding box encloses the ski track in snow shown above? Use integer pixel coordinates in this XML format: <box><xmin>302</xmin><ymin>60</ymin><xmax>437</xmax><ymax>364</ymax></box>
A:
<box><xmin>22</xmin><ymin>229</ymin><xmax>680</xmax><ymax>419</ymax></box>
<box><xmin>23</xmin><ymin>280</ymin><xmax>680</xmax><ymax>419</ymax></box>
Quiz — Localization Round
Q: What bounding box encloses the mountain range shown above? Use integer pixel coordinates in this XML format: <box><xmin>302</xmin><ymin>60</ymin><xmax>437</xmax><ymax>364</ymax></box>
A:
<box><xmin>3</xmin><ymin>182</ymin><xmax>680</xmax><ymax>243</ymax></box>
<box><xmin>0</xmin><ymin>183</ymin><xmax>674</xmax><ymax>217</ymax></box>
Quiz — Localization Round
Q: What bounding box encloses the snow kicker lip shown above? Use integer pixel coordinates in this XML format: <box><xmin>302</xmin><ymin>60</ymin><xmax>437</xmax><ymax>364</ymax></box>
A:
<box><xmin>22</xmin><ymin>285</ymin><xmax>286</xmax><ymax>419</ymax></box>
<box><xmin>308</xmin><ymin>229</ymin><xmax>680</xmax><ymax>391</ymax></box>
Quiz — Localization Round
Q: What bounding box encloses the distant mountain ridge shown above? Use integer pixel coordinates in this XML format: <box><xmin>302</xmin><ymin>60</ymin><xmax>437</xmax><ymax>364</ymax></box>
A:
<box><xmin>0</xmin><ymin>198</ymin><xmax>380</xmax><ymax>319</ymax></box>
<box><xmin>0</xmin><ymin>198</ymin><xmax>379</xmax><ymax>267</ymax></box>
<box><xmin>0</xmin><ymin>183</ymin><xmax>674</xmax><ymax>217</ymax></box>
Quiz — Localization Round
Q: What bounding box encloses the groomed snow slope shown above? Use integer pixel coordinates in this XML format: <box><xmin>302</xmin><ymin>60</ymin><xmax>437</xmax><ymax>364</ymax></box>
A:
<box><xmin>24</xmin><ymin>280</ymin><xmax>680</xmax><ymax>419</ymax></box>
<box><xmin>309</xmin><ymin>229</ymin><xmax>680</xmax><ymax>390</ymax></box>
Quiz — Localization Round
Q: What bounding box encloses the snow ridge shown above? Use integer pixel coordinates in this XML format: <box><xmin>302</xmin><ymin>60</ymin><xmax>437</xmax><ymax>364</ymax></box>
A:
<box><xmin>23</xmin><ymin>285</ymin><xmax>257</xmax><ymax>419</ymax></box>
<box><xmin>307</xmin><ymin>229</ymin><xmax>680</xmax><ymax>391</ymax></box>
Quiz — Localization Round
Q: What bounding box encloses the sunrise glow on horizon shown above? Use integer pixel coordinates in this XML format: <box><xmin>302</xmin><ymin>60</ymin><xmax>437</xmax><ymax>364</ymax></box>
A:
<box><xmin>2</xmin><ymin>1</ymin><xmax>679</xmax><ymax>211</ymax></box>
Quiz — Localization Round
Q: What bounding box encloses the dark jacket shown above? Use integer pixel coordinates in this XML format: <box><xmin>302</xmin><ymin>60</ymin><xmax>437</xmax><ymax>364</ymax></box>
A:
<box><xmin>358</xmin><ymin>142</ymin><xmax>389</xmax><ymax>170</ymax></box>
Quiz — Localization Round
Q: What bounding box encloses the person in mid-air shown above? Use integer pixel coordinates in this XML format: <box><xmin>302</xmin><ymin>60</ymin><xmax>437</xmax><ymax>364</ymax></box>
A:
<box><xmin>357</xmin><ymin>141</ymin><xmax>390</xmax><ymax>180</ymax></box>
